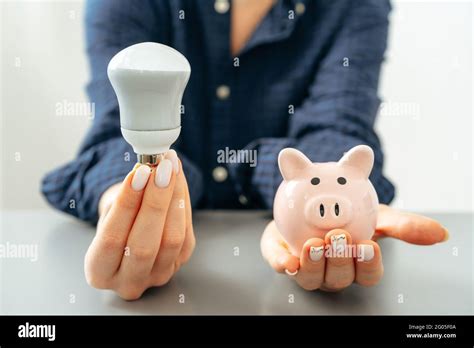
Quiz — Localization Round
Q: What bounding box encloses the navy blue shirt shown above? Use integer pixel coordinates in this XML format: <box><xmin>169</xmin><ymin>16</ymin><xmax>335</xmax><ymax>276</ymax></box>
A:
<box><xmin>42</xmin><ymin>0</ymin><xmax>395</xmax><ymax>224</ymax></box>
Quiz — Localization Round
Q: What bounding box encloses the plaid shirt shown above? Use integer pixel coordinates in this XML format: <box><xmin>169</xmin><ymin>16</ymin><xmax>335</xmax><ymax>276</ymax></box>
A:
<box><xmin>41</xmin><ymin>0</ymin><xmax>395</xmax><ymax>224</ymax></box>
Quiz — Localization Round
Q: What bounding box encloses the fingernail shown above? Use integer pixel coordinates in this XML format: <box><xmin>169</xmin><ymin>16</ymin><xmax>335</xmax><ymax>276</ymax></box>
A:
<box><xmin>285</xmin><ymin>269</ymin><xmax>298</xmax><ymax>276</ymax></box>
<box><xmin>442</xmin><ymin>228</ymin><xmax>450</xmax><ymax>242</ymax></box>
<box><xmin>155</xmin><ymin>159</ymin><xmax>172</xmax><ymax>188</ymax></box>
<box><xmin>309</xmin><ymin>246</ymin><xmax>324</xmax><ymax>262</ymax></box>
<box><xmin>277</xmin><ymin>255</ymin><xmax>289</xmax><ymax>268</ymax></box>
<box><xmin>133</xmin><ymin>162</ymin><xmax>142</xmax><ymax>171</ymax></box>
<box><xmin>167</xmin><ymin>150</ymin><xmax>179</xmax><ymax>174</ymax></box>
<box><xmin>357</xmin><ymin>244</ymin><xmax>374</xmax><ymax>262</ymax></box>
<box><xmin>331</xmin><ymin>234</ymin><xmax>347</xmax><ymax>250</ymax></box>
<box><xmin>131</xmin><ymin>165</ymin><xmax>151</xmax><ymax>191</ymax></box>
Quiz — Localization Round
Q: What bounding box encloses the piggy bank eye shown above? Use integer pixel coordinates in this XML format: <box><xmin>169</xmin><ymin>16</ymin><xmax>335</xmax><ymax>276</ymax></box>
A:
<box><xmin>311</xmin><ymin>177</ymin><xmax>320</xmax><ymax>185</ymax></box>
<box><xmin>337</xmin><ymin>177</ymin><xmax>347</xmax><ymax>185</ymax></box>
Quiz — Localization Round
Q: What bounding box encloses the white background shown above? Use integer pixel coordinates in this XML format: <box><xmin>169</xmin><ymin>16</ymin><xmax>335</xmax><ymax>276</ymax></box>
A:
<box><xmin>1</xmin><ymin>0</ymin><xmax>472</xmax><ymax>212</ymax></box>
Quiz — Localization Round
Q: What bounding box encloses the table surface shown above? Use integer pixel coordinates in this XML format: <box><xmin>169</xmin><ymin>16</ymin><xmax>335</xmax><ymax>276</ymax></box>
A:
<box><xmin>0</xmin><ymin>210</ymin><xmax>472</xmax><ymax>315</ymax></box>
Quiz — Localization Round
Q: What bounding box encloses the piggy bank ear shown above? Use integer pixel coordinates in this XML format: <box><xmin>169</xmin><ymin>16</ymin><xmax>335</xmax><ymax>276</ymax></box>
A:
<box><xmin>338</xmin><ymin>145</ymin><xmax>374</xmax><ymax>179</ymax></box>
<box><xmin>278</xmin><ymin>148</ymin><xmax>312</xmax><ymax>181</ymax></box>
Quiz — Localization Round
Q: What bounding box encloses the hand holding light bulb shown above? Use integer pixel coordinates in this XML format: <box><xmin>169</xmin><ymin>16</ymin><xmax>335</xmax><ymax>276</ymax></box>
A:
<box><xmin>84</xmin><ymin>43</ymin><xmax>194</xmax><ymax>300</ymax></box>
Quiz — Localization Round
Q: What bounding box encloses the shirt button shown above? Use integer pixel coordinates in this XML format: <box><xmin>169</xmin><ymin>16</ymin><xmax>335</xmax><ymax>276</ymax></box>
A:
<box><xmin>212</xmin><ymin>166</ymin><xmax>228</xmax><ymax>182</ymax></box>
<box><xmin>238</xmin><ymin>194</ymin><xmax>248</xmax><ymax>206</ymax></box>
<box><xmin>214</xmin><ymin>0</ymin><xmax>230</xmax><ymax>14</ymax></box>
<box><xmin>216</xmin><ymin>85</ymin><xmax>230</xmax><ymax>100</ymax></box>
<box><xmin>295</xmin><ymin>2</ymin><xmax>306</xmax><ymax>15</ymax></box>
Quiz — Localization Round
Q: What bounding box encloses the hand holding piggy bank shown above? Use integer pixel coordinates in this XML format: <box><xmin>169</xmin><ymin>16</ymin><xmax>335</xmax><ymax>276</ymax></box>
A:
<box><xmin>273</xmin><ymin>145</ymin><xmax>378</xmax><ymax>256</ymax></box>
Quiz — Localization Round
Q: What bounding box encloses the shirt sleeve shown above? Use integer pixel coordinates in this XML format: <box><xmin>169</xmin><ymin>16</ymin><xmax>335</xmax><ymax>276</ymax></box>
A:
<box><xmin>41</xmin><ymin>0</ymin><xmax>203</xmax><ymax>224</ymax></box>
<box><xmin>228</xmin><ymin>0</ymin><xmax>395</xmax><ymax>208</ymax></box>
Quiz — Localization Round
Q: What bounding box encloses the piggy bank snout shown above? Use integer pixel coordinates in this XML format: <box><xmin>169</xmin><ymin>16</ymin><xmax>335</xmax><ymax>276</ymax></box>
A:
<box><xmin>304</xmin><ymin>195</ymin><xmax>353</xmax><ymax>230</ymax></box>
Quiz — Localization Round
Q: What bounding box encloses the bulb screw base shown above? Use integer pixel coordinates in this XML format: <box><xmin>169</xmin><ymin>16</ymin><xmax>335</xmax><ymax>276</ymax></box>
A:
<box><xmin>137</xmin><ymin>154</ymin><xmax>162</xmax><ymax>166</ymax></box>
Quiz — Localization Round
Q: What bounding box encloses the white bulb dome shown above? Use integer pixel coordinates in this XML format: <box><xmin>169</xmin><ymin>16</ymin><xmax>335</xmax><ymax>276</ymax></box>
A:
<box><xmin>108</xmin><ymin>42</ymin><xmax>191</xmax><ymax>73</ymax></box>
<box><xmin>108</xmin><ymin>42</ymin><xmax>191</xmax><ymax>160</ymax></box>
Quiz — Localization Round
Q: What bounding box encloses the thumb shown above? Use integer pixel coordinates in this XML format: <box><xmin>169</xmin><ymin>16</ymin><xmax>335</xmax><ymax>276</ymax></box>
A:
<box><xmin>261</xmin><ymin>221</ymin><xmax>300</xmax><ymax>274</ymax></box>
<box><xmin>375</xmin><ymin>204</ymin><xmax>449</xmax><ymax>245</ymax></box>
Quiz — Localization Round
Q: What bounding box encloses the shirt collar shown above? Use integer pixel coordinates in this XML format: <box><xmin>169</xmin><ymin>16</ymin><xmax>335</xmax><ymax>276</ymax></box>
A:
<box><xmin>238</xmin><ymin>0</ymin><xmax>307</xmax><ymax>56</ymax></box>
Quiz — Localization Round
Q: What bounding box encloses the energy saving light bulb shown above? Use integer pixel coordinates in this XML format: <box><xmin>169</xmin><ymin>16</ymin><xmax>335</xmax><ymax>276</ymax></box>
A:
<box><xmin>108</xmin><ymin>42</ymin><xmax>191</xmax><ymax>165</ymax></box>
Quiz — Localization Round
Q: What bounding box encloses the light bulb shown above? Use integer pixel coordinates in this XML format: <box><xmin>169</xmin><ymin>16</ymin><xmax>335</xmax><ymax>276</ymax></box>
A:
<box><xmin>107</xmin><ymin>42</ymin><xmax>191</xmax><ymax>166</ymax></box>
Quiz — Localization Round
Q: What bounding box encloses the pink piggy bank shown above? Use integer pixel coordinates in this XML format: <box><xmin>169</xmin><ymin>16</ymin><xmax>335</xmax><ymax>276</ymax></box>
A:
<box><xmin>273</xmin><ymin>145</ymin><xmax>379</xmax><ymax>256</ymax></box>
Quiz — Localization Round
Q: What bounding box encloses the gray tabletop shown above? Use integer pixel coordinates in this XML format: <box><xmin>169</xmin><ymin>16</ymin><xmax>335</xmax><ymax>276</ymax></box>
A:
<box><xmin>0</xmin><ymin>210</ymin><xmax>472</xmax><ymax>315</ymax></box>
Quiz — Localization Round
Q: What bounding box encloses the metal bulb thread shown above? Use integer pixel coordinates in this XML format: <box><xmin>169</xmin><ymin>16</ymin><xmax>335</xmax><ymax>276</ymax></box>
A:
<box><xmin>137</xmin><ymin>154</ymin><xmax>165</xmax><ymax>166</ymax></box>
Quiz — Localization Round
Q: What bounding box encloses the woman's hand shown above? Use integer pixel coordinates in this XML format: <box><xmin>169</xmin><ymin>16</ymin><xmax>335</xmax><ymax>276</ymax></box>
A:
<box><xmin>261</xmin><ymin>204</ymin><xmax>449</xmax><ymax>291</ymax></box>
<box><xmin>84</xmin><ymin>150</ymin><xmax>195</xmax><ymax>300</ymax></box>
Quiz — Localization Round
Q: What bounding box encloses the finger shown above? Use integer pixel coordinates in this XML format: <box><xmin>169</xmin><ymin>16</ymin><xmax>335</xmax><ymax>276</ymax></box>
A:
<box><xmin>376</xmin><ymin>204</ymin><xmax>449</xmax><ymax>245</ymax></box>
<box><xmin>150</xmin><ymin>158</ymin><xmax>187</xmax><ymax>286</ymax></box>
<box><xmin>85</xmin><ymin>165</ymin><xmax>150</xmax><ymax>283</ymax></box>
<box><xmin>118</xmin><ymin>159</ymin><xmax>176</xmax><ymax>283</ymax></box>
<box><xmin>97</xmin><ymin>183</ymin><xmax>121</xmax><ymax>220</ymax></box>
<box><xmin>323</xmin><ymin>229</ymin><xmax>355</xmax><ymax>291</ymax></box>
<box><xmin>261</xmin><ymin>221</ymin><xmax>299</xmax><ymax>274</ymax></box>
<box><xmin>294</xmin><ymin>238</ymin><xmax>326</xmax><ymax>290</ymax></box>
<box><xmin>178</xmin><ymin>161</ymin><xmax>195</xmax><ymax>265</ymax></box>
<box><xmin>355</xmin><ymin>240</ymin><xmax>384</xmax><ymax>287</ymax></box>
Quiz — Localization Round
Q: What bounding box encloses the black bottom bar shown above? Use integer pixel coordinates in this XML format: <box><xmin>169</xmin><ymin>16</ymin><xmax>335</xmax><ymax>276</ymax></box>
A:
<box><xmin>0</xmin><ymin>315</ymin><xmax>472</xmax><ymax>345</ymax></box>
